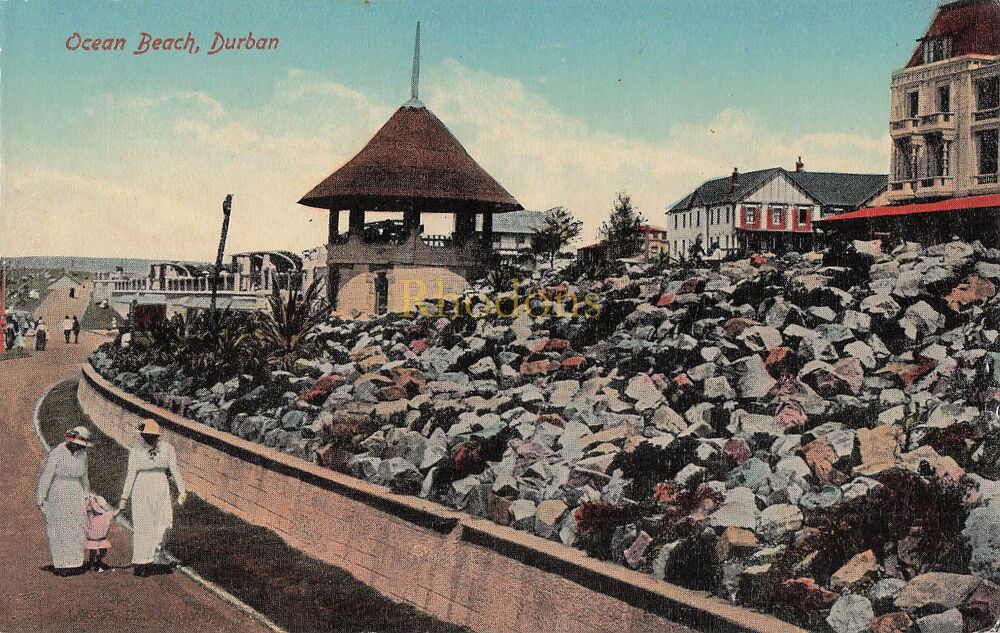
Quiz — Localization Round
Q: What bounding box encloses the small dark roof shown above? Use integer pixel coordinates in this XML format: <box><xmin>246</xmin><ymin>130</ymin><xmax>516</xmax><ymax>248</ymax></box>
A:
<box><xmin>906</xmin><ymin>0</ymin><xmax>1000</xmax><ymax>68</ymax></box>
<box><xmin>669</xmin><ymin>168</ymin><xmax>782</xmax><ymax>211</ymax></box>
<box><xmin>669</xmin><ymin>168</ymin><xmax>887</xmax><ymax>212</ymax></box>
<box><xmin>787</xmin><ymin>171</ymin><xmax>888</xmax><ymax>208</ymax></box>
<box><xmin>299</xmin><ymin>104</ymin><xmax>522</xmax><ymax>214</ymax></box>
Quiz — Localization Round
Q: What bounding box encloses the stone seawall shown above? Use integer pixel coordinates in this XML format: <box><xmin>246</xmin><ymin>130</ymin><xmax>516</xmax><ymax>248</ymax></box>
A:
<box><xmin>77</xmin><ymin>363</ymin><xmax>803</xmax><ymax>633</ymax></box>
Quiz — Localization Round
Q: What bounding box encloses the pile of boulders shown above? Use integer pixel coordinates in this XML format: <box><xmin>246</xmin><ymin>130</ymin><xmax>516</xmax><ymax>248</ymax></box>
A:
<box><xmin>91</xmin><ymin>239</ymin><xmax>1000</xmax><ymax>630</ymax></box>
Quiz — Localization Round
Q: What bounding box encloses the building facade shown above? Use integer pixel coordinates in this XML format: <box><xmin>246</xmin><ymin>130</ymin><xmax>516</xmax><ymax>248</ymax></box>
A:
<box><xmin>476</xmin><ymin>210</ymin><xmax>545</xmax><ymax>258</ymax></box>
<box><xmin>888</xmin><ymin>0</ymin><xmax>1000</xmax><ymax>204</ymax></box>
<box><xmin>667</xmin><ymin>166</ymin><xmax>887</xmax><ymax>256</ymax></box>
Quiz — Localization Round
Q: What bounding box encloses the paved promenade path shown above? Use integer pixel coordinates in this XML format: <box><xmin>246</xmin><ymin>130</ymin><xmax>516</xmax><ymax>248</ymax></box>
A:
<box><xmin>0</xmin><ymin>327</ymin><xmax>264</xmax><ymax>632</ymax></box>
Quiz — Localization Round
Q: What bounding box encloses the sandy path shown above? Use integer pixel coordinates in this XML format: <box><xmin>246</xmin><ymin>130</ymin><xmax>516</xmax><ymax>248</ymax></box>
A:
<box><xmin>0</xmin><ymin>330</ymin><xmax>264</xmax><ymax>633</ymax></box>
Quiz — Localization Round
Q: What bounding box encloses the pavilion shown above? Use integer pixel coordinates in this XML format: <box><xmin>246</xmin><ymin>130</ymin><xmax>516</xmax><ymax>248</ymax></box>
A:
<box><xmin>298</xmin><ymin>24</ymin><xmax>522</xmax><ymax>316</ymax></box>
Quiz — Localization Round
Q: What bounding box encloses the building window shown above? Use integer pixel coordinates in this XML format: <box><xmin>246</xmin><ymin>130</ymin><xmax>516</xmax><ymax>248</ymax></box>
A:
<box><xmin>938</xmin><ymin>85</ymin><xmax>950</xmax><ymax>113</ymax></box>
<box><xmin>770</xmin><ymin>207</ymin><xmax>783</xmax><ymax>226</ymax></box>
<box><xmin>923</xmin><ymin>36</ymin><xmax>951</xmax><ymax>64</ymax></box>
<box><xmin>895</xmin><ymin>137</ymin><xmax>914</xmax><ymax>180</ymax></box>
<box><xmin>682</xmin><ymin>214</ymin><xmax>686</xmax><ymax>229</ymax></box>
<box><xmin>908</xmin><ymin>91</ymin><xmax>919</xmax><ymax>118</ymax></box>
<box><xmin>979</xmin><ymin>129</ymin><xmax>999</xmax><ymax>176</ymax></box>
<box><xmin>745</xmin><ymin>207</ymin><xmax>757</xmax><ymax>226</ymax></box>
<box><xmin>977</xmin><ymin>76</ymin><xmax>1000</xmax><ymax>113</ymax></box>
<box><xmin>673</xmin><ymin>215</ymin><xmax>678</xmax><ymax>230</ymax></box>
<box><xmin>696</xmin><ymin>210</ymin><xmax>701</xmax><ymax>226</ymax></box>
<box><xmin>798</xmin><ymin>207</ymin><xmax>809</xmax><ymax>225</ymax></box>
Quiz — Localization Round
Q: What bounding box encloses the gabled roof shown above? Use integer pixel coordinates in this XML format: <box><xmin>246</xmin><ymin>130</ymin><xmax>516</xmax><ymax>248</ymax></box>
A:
<box><xmin>669</xmin><ymin>168</ymin><xmax>887</xmax><ymax>213</ymax></box>
<box><xmin>299</xmin><ymin>104</ymin><xmax>522</xmax><ymax>214</ymax></box>
<box><xmin>669</xmin><ymin>168</ymin><xmax>782</xmax><ymax>212</ymax></box>
<box><xmin>906</xmin><ymin>0</ymin><xmax>1000</xmax><ymax>68</ymax></box>
<box><xmin>786</xmin><ymin>172</ymin><xmax>888</xmax><ymax>208</ymax></box>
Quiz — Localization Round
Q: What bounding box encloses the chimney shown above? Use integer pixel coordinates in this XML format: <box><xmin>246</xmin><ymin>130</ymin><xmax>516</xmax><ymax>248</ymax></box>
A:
<box><xmin>795</xmin><ymin>156</ymin><xmax>804</xmax><ymax>172</ymax></box>
<box><xmin>729</xmin><ymin>167</ymin><xmax>739</xmax><ymax>192</ymax></box>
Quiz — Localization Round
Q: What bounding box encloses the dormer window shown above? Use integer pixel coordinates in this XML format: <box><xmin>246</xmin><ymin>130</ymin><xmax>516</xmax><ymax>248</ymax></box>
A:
<box><xmin>923</xmin><ymin>36</ymin><xmax>951</xmax><ymax>64</ymax></box>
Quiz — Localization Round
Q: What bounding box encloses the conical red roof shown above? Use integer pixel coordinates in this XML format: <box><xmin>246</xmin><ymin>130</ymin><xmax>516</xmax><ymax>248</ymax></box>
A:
<box><xmin>299</xmin><ymin>104</ymin><xmax>522</xmax><ymax>214</ymax></box>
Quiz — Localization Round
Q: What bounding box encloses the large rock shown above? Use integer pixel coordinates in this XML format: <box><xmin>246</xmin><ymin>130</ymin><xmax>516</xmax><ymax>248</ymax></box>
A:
<box><xmin>894</xmin><ymin>572</ymin><xmax>982</xmax><ymax>612</ymax></box>
<box><xmin>826</xmin><ymin>594</ymin><xmax>874</xmax><ymax>633</ymax></box>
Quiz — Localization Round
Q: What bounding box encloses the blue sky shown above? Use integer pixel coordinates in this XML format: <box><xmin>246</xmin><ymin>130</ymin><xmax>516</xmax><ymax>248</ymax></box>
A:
<box><xmin>1</xmin><ymin>0</ymin><xmax>937</xmax><ymax>259</ymax></box>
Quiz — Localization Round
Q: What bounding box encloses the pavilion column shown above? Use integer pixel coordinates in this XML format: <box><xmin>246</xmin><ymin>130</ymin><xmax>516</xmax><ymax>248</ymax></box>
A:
<box><xmin>328</xmin><ymin>210</ymin><xmax>340</xmax><ymax>244</ymax></box>
<box><xmin>454</xmin><ymin>211</ymin><xmax>475</xmax><ymax>245</ymax></box>
<box><xmin>403</xmin><ymin>208</ymin><xmax>421</xmax><ymax>239</ymax></box>
<box><xmin>349</xmin><ymin>208</ymin><xmax>366</xmax><ymax>239</ymax></box>
<box><xmin>482</xmin><ymin>212</ymin><xmax>493</xmax><ymax>245</ymax></box>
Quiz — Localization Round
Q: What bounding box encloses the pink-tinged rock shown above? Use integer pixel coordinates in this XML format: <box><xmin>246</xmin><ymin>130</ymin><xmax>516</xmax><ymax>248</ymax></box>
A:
<box><xmin>832</xmin><ymin>357</ymin><xmax>864</xmax><ymax>395</ymax></box>
<box><xmin>678</xmin><ymin>277</ymin><xmax>701</xmax><ymax>294</ymax></box>
<box><xmin>899</xmin><ymin>445</ymin><xmax>965</xmax><ymax>481</ymax></box>
<box><xmin>623</xmin><ymin>531</ymin><xmax>653</xmax><ymax>568</ymax></box>
<box><xmin>766</xmin><ymin>346</ymin><xmax>800</xmax><ymax>380</ymax></box>
<box><xmin>750</xmin><ymin>253</ymin><xmax>768</xmax><ymax>267</ymax></box>
<box><xmin>520</xmin><ymin>359</ymin><xmax>555</xmax><ymax>377</ymax></box>
<box><xmin>408</xmin><ymin>339</ymin><xmax>428</xmax><ymax>354</ymax></box>
<box><xmin>561</xmin><ymin>356</ymin><xmax>585</xmax><ymax>369</ymax></box>
<box><xmin>657</xmin><ymin>294</ymin><xmax>675</xmax><ymax>307</ymax></box>
<box><xmin>673</xmin><ymin>373</ymin><xmax>694</xmax><ymax>388</ymax></box>
<box><xmin>775</xmin><ymin>402</ymin><xmax>807</xmax><ymax>431</ymax></box>
<box><xmin>962</xmin><ymin>578</ymin><xmax>1000</xmax><ymax>633</ymax></box>
<box><xmin>946</xmin><ymin>274</ymin><xmax>997</xmax><ymax>312</ymax></box>
<box><xmin>780</xmin><ymin>577</ymin><xmax>838</xmax><ymax>610</ymax></box>
<box><xmin>650</xmin><ymin>373</ymin><xmax>670</xmax><ymax>390</ymax></box>
<box><xmin>299</xmin><ymin>374</ymin><xmax>346</xmax><ymax>404</ymax></box>
<box><xmin>867</xmin><ymin>612</ymin><xmax>912</xmax><ymax>633</ymax></box>
<box><xmin>802</xmin><ymin>436</ymin><xmax>847</xmax><ymax>484</ymax></box>
<box><xmin>879</xmin><ymin>355</ymin><xmax>937</xmax><ymax>386</ymax></box>
<box><xmin>486</xmin><ymin>493</ymin><xmax>512</xmax><ymax>525</ymax></box>
<box><xmin>723</xmin><ymin>438</ymin><xmax>752</xmax><ymax>464</ymax></box>
<box><xmin>830</xmin><ymin>550</ymin><xmax>877</xmax><ymax>591</ymax></box>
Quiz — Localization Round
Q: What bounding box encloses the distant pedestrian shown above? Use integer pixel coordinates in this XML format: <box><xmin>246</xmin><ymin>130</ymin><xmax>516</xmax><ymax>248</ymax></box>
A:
<box><xmin>72</xmin><ymin>316</ymin><xmax>81</xmax><ymax>344</ymax></box>
<box><xmin>35</xmin><ymin>318</ymin><xmax>47</xmax><ymax>351</ymax></box>
<box><xmin>11</xmin><ymin>318</ymin><xmax>24</xmax><ymax>350</ymax></box>
<box><xmin>61</xmin><ymin>316</ymin><xmax>72</xmax><ymax>344</ymax></box>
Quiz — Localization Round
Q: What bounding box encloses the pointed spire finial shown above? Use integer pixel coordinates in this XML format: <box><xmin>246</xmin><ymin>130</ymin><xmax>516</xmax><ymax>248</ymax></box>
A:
<box><xmin>404</xmin><ymin>22</ymin><xmax>424</xmax><ymax>108</ymax></box>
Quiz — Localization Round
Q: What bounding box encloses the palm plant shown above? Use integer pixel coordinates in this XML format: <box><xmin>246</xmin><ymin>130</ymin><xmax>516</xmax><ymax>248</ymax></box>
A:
<box><xmin>259</xmin><ymin>277</ymin><xmax>330</xmax><ymax>367</ymax></box>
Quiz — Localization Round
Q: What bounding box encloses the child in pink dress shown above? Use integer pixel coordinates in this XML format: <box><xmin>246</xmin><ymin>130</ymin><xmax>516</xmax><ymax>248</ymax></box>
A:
<box><xmin>84</xmin><ymin>494</ymin><xmax>114</xmax><ymax>572</ymax></box>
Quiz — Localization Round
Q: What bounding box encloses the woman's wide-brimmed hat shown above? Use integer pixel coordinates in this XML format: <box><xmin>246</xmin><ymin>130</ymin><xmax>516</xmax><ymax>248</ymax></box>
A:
<box><xmin>137</xmin><ymin>418</ymin><xmax>161</xmax><ymax>436</ymax></box>
<box><xmin>65</xmin><ymin>426</ymin><xmax>94</xmax><ymax>447</ymax></box>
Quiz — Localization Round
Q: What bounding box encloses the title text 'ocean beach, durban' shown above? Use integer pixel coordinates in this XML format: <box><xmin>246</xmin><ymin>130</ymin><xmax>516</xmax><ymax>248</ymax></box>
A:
<box><xmin>64</xmin><ymin>31</ymin><xmax>278</xmax><ymax>56</ymax></box>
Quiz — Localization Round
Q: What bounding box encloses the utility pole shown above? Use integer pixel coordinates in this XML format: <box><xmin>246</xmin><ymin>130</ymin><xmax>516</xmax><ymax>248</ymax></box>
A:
<box><xmin>210</xmin><ymin>195</ymin><xmax>234</xmax><ymax>314</ymax></box>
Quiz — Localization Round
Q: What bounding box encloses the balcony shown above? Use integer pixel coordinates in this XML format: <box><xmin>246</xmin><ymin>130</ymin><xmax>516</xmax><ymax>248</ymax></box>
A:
<box><xmin>889</xmin><ymin>179</ymin><xmax>916</xmax><ymax>195</ymax></box>
<box><xmin>890</xmin><ymin>118</ymin><xmax>919</xmax><ymax>136</ymax></box>
<box><xmin>918</xmin><ymin>112</ymin><xmax>955</xmax><ymax>133</ymax></box>
<box><xmin>917</xmin><ymin>175</ymin><xmax>956</xmax><ymax>195</ymax></box>
<box><xmin>975</xmin><ymin>108</ymin><xmax>999</xmax><ymax>122</ymax></box>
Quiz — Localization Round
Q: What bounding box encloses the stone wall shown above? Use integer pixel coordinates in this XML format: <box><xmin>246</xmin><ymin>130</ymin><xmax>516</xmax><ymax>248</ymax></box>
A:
<box><xmin>77</xmin><ymin>363</ymin><xmax>803</xmax><ymax>633</ymax></box>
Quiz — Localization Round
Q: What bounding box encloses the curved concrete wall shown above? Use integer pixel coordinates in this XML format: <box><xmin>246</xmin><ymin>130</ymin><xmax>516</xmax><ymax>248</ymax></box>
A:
<box><xmin>78</xmin><ymin>363</ymin><xmax>803</xmax><ymax>633</ymax></box>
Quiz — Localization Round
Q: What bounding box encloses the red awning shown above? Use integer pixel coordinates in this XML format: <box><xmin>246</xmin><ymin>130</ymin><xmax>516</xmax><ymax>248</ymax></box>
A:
<box><xmin>818</xmin><ymin>193</ymin><xmax>1000</xmax><ymax>222</ymax></box>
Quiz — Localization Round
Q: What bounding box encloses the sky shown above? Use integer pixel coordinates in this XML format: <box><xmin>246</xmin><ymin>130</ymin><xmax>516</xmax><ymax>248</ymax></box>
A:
<box><xmin>0</xmin><ymin>0</ymin><xmax>938</xmax><ymax>260</ymax></box>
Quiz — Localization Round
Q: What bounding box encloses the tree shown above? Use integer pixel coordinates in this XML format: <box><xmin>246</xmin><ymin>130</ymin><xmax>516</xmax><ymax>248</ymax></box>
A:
<box><xmin>532</xmin><ymin>206</ymin><xmax>583</xmax><ymax>265</ymax></box>
<box><xmin>598</xmin><ymin>192</ymin><xmax>645</xmax><ymax>259</ymax></box>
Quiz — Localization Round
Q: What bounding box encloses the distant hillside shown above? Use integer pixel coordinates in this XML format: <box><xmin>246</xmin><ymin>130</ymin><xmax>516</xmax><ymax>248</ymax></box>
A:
<box><xmin>2</xmin><ymin>256</ymin><xmax>208</xmax><ymax>275</ymax></box>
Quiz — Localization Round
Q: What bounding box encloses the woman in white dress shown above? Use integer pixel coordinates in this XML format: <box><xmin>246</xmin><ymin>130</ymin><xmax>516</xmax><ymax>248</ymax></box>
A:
<box><xmin>117</xmin><ymin>418</ymin><xmax>186</xmax><ymax>576</ymax></box>
<box><xmin>36</xmin><ymin>426</ymin><xmax>93</xmax><ymax>575</ymax></box>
